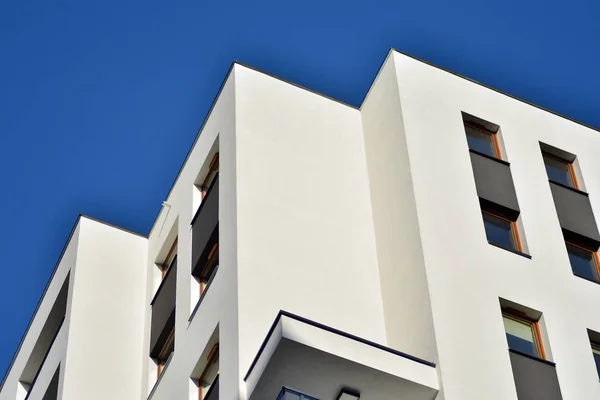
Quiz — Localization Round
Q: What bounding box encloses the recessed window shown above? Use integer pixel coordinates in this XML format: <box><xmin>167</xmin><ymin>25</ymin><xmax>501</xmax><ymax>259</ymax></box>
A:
<box><xmin>199</xmin><ymin>243</ymin><xmax>219</xmax><ymax>295</ymax></box>
<box><xmin>198</xmin><ymin>344</ymin><xmax>219</xmax><ymax>399</ymax></box>
<box><xmin>465</xmin><ymin>123</ymin><xmax>501</xmax><ymax>159</ymax></box>
<box><xmin>591</xmin><ymin>342</ymin><xmax>600</xmax><ymax>379</ymax></box>
<box><xmin>162</xmin><ymin>240</ymin><xmax>178</xmax><ymax>280</ymax></box>
<box><xmin>191</xmin><ymin>227</ymin><xmax>219</xmax><ymax>314</ymax></box>
<box><xmin>201</xmin><ymin>153</ymin><xmax>219</xmax><ymax>199</ymax></box>
<box><xmin>151</xmin><ymin>236</ymin><xmax>178</xmax><ymax>383</ymax></box>
<box><xmin>503</xmin><ymin>311</ymin><xmax>545</xmax><ymax>359</ymax></box>
<box><xmin>482</xmin><ymin>209</ymin><xmax>522</xmax><ymax>252</ymax></box>
<box><xmin>566</xmin><ymin>241</ymin><xmax>600</xmax><ymax>282</ymax></box>
<box><xmin>543</xmin><ymin>153</ymin><xmax>578</xmax><ymax>189</ymax></box>
<box><xmin>157</xmin><ymin>327</ymin><xmax>174</xmax><ymax>377</ymax></box>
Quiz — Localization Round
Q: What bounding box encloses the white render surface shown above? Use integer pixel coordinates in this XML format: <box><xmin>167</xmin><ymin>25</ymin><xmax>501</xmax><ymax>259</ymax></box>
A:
<box><xmin>2</xmin><ymin>49</ymin><xmax>600</xmax><ymax>400</ymax></box>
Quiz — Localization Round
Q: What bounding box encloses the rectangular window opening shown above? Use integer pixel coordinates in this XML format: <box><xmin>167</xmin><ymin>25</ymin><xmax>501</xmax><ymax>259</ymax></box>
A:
<box><xmin>200</xmin><ymin>153</ymin><xmax>219</xmax><ymax>200</ymax></box>
<box><xmin>480</xmin><ymin>201</ymin><xmax>523</xmax><ymax>254</ymax></box>
<box><xmin>150</xmin><ymin>236</ymin><xmax>178</xmax><ymax>387</ymax></box>
<box><xmin>543</xmin><ymin>152</ymin><xmax>579</xmax><ymax>189</ymax></box>
<box><xmin>161</xmin><ymin>240</ymin><xmax>178</xmax><ymax>280</ymax></box>
<box><xmin>191</xmin><ymin>150</ymin><xmax>220</xmax><ymax>313</ymax></box>
<box><xmin>464</xmin><ymin>122</ymin><xmax>502</xmax><ymax>159</ymax></box>
<box><xmin>566</xmin><ymin>240</ymin><xmax>600</xmax><ymax>282</ymax></box>
<box><xmin>502</xmin><ymin>310</ymin><xmax>545</xmax><ymax>359</ymax></box>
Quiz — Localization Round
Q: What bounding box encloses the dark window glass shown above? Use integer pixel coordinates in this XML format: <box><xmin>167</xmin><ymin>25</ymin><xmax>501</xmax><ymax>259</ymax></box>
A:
<box><xmin>465</xmin><ymin>125</ymin><xmax>497</xmax><ymax>158</ymax></box>
<box><xmin>543</xmin><ymin>154</ymin><xmax>574</xmax><ymax>188</ymax></box>
<box><xmin>201</xmin><ymin>245</ymin><xmax>219</xmax><ymax>286</ymax></box>
<box><xmin>483</xmin><ymin>212</ymin><xmax>516</xmax><ymax>250</ymax></box>
<box><xmin>503</xmin><ymin>315</ymin><xmax>539</xmax><ymax>358</ymax></box>
<box><xmin>567</xmin><ymin>243</ymin><xmax>598</xmax><ymax>281</ymax></box>
<box><xmin>592</xmin><ymin>345</ymin><xmax>600</xmax><ymax>379</ymax></box>
<box><xmin>277</xmin><ymin>388</ymin><xmax>319</xmax><ymax>400</ymax></box>
<box><xmin>159</xmin><ymin>329</ymin><xmax>175</xmax><ymax>362</ymax></box>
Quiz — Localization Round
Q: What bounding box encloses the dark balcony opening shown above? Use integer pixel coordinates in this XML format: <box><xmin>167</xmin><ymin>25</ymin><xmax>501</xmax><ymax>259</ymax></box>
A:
<box><xmin>192</xmin><ymin>175</ymin><xmax>219</xmax><ymax>270</ymax></box>
<box><xmin>191</xmin><ymin>172</ymin><xmax>219</xmax><ymax>315</ymax></box>
<box><xmin>193</xmin><ymin>226</ymin><xmax>219</xmax><ymax>294</ymax></box>
<box><xmin>20</xmin><ymin>274</ymin><xmax>69</xmax><ymax>394</ymax></box>
<box><xmin>150</xmin><ymin>261</ymin><xmax>177</xmax><ymax>378</ymax></box>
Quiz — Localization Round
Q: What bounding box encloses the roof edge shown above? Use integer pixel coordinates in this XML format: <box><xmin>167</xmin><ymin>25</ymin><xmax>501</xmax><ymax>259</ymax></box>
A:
<box><xmin>147</xmin><ymin>61</ymin><xmax>236</xmax><ymax>237</ymax></box>
<box><xmin>148</xmin><ymin>48</ymin><xmax>599</xmax><ymax>238</ymax></box>
<box><xmin>387</xmin><ymin>48</ymin><xmax>600</xmax><ymax>133</ymax></box>
<box><xmin>146</xmin><ymin>60</ymin><xmax>360</xmax><ymax>238</ymax></box>
<box><xmin>79</xmin><ymin>213</ymin><xmax>147</xmax><ymax>239</ymax></box>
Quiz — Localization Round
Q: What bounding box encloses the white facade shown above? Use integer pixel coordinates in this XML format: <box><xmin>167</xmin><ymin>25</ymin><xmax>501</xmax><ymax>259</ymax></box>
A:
<box><xmin>2</xmin><ymin>50</ymin><xmax>600</xmax><ymax>400</ymax></box>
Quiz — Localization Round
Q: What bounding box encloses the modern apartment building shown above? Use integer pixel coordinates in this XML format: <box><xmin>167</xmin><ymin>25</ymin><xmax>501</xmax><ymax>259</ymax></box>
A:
<box><xmin>2</xmin><ymin>49</ymin><xmax>600</xmax><ymax>400</ymax></box>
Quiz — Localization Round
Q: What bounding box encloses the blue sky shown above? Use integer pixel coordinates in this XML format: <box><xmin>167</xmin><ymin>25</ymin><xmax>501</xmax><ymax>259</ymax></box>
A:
<box><xmin>0</xmin><ymin>0</ymin><xmax>598</xmax><ymax>379</ymax></box>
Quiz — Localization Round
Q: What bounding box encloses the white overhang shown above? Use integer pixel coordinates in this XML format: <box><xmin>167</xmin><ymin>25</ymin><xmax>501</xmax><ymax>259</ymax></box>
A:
<box><xmin>244</xmin><ymin>311</ymin><xmax>439</xmax><ymax>400</ymax></box>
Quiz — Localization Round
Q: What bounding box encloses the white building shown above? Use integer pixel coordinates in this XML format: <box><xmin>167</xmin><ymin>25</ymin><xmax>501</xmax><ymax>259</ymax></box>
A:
<box><xmin>2</xmin><ymin>49</ymin><xmax>600</xmax><ymax>400</ymax></box>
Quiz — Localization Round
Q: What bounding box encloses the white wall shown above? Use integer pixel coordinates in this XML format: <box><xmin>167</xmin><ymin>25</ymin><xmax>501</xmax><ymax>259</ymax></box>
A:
<box><xmin>392</xmin><ymin>50</ymin><xmax>600</xmax><ymax>400</ymax></box>
<box><xmin>233</xmin><ymin>65</ymin><xmax>388</xmax><ymax>394</ymax></box>
<box><xmin>361</xmin><ymin>53</ymin><xmax>439</xmax><ymax>364</ymax></box>
<box><xmin>61</xmin><ymin>217</ymin><xmax>147</xmax><ymax>400</ymax></box>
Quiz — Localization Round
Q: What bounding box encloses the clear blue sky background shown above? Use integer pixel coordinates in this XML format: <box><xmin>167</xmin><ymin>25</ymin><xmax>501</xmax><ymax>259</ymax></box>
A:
<box><xmin>0</xmin><ymin>0</ymin><xmax>598</xmax><ymax>379</ymax></box>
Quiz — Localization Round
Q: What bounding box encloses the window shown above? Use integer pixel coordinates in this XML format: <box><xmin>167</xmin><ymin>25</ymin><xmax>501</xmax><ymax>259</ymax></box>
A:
<box><xmin>277</xmin><ymin>387</ymin><xmax>319</xmax><ymax>400</ymax></box>
<box><xmin>162</xmin><ymin>240</ymin><xmax>178</xmax><ymax>279</ymax></box>
<box><xmin>151</xmin><ymin>237</ymin><xmax>178</xmax><ymax>382</ymax></box>
<box><xmin>566</xmin><ymin>241</ymin><xmax>600</xmax><ymax>282</ymax></box>
<box><xmin>482</xmin><ymin>209</ymin><xmax>522</xmax><ymax>252</ymax></box>
<box><xmin>464</xmin><ymin>123</ymin><xmax>501</xmax><ymax>159</ymax></box>
<box><xmin>591</xmin><ymin>342</ymin><xmax>600</xmax><ymax>379</ymax></box>
<box><xmin>199</xmin><ymin>243</ymin><xmax>218</xmax><ymax>295</ymax></box>
<box><xmin>201</xmin><ymin>153</ymin><xmax>219</xmax><ymax>199</ymax></box>
<box><xmin>198</xmin><ymin>344</ymin><xmax>219</xmax><ymax>399</ymax></box>
<box><xmin>191</xmin><ymin>227</ymin><xmax>219</xmax><ymax>310</ymax></box>
<box><xmin>543</xmin><ymin>153</ymin><xmax>578</xmax><ymax>189</ymax></box>
<box><xmin>156</xmin><ymin>327</ymin><xmax>175</xmax><ymax>377</ymax></box>
<box><xmin>503</xmin><ymin>311</ymin><xmax>545</xmax><ymax>359</ymax></box>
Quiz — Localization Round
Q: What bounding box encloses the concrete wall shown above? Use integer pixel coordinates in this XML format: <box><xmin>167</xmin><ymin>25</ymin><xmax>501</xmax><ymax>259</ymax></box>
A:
<box><xmin>392</xmin><ymin>50</ymin><xmax>600</xmax><ymax>400</ymax></box>
<box><xmin>233</xmin><ymin>65</ymin><xmax>388</xmax><ymax>396</ymax></box>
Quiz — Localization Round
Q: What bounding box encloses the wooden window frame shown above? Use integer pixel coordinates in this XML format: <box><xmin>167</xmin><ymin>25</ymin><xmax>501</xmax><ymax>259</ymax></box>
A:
<box><xmin>156</xmin><ymin>327</ymin><xmax>175</xmax><ymax>378</ymax></box>
<box><xmin>464</xmin><ymin>122</ymin><xmax>502</xmax><ymax>160</ymax></box>
<box><xmin>503</xmin><ymin>310</ymin><xmax>546</xmax><ymax>359</ymax></box>
<box><xmin>199</xmin><ymin>243</ymin><xmax>219</xmax><ymax>296</ymax></box>
<box><xmin>566</xmin><ymin>240</ymin><xmax>600</xmax><ymax>280</ymax></box>
<box><xmin>482</xmin><ymin>209</ymin><xmax>522</xmax><ymax>253</ymax></box>
<box><xmin>201</xmin><ymin>153</ymin><xmax>220</xmax><ymax>199</ymax></box>
<box><xmin>542</xmin><ymin>152</ymin><xmax>579</xmax><ymax>189</ymax></box>
<box><xmin>198</xmin><ymin>343</ymin><xmax>219</xmax><ymax>400</ymax></box>
<box><xmin>161</xmin><ymin>239</ymin><xmax>178</xmax><ymax>279</ymax></box>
